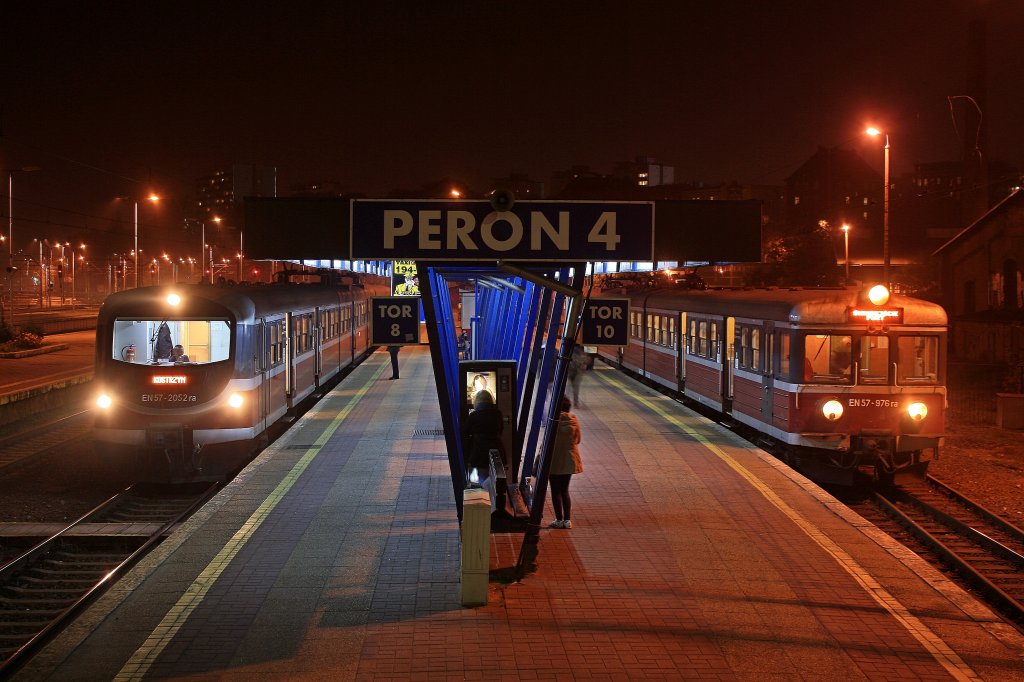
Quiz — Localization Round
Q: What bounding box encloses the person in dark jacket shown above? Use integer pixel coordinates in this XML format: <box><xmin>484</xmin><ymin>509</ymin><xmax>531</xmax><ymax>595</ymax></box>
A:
<box><xmin>154</xmin><ymin>322</ymin><xmax>173</xmax><ymax>361</ymax></box>
<box><xmin>548</xmin><ymin>396</ymin><xmax>583</xmax><ymax>529</ymax></box>
<box><xmin>462</xmin><ymin>390</ymin><xmax>504</xmax><ymax>483</ymax></box>
<box><xmin>387</xmin><ymin>345</ymin><xmax>401</xmax><ymax>379</ymax></box>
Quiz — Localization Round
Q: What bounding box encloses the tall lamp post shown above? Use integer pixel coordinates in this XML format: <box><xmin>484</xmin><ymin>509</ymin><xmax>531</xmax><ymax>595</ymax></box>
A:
<box><xmin>120</xmin><ymin>193</ymin><xmax>160</xmax><ymax>288</ymax></box>
<box><xmin>866</xmin><ymin>127</ymin><xmax>890</xmax><ymax>287</ymax></box>
<box><xmin>6</xmin><ymin>166</ymin><xmax>42</xmax><ymax>328</ymax></box>
<box><xmin>200</xmin><ymin>221</ymin><xmax>205</xmax><ymax>284</ymax></box>
<box><xmin>72</xmin><ymin>244</ymin><xmax>85</xmax><ymax>308</ymax></box>
<box><xmin>841</xmin><ymin>224</ymin><xmax>851</xmax><ymax>283</ymax></box>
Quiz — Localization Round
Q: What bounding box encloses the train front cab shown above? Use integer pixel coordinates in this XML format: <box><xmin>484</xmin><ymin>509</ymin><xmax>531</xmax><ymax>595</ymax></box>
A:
<box><xmin>94</xmin><ymin>293</ymin><xmax>251</xmax><ymax>479</ymax></box>
<box><xmin>726</xmin><ymin>316</ymin><xmax>946</xmax><ymax>484</ymax></box>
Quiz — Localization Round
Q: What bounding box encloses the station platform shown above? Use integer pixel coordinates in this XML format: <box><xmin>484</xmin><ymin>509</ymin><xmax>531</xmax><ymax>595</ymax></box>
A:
<box><xmin>0</xmin><ymin>330</ymin><xmax>95</xmax><ymax>404</ymax></box>
<box><xmin>17</xmin><ymin>347</ymin><xmax>1024</xmax><ymax>681</ymax></box>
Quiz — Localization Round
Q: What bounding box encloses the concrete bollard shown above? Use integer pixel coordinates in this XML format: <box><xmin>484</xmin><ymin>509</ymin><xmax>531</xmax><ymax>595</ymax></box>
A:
<box><xmin>461</xmin><ymin>488</ymin><xmax>491</xmax><ymax>606</ymax></box>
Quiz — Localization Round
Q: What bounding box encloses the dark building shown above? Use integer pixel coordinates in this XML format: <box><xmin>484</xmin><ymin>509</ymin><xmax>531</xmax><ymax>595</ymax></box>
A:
<box><xmin>492</xmin><ymin>173</ymin><xmax>546</xmax><ymax>200</ymax></box>
<box><xmin>196</xmin><ymin>165</ymin><xmax>278</xmax><ymax>226</ymax></box>
<box><xmin>933</xmin><ymin>189</ymin><xmax>1024</xmax><ymax>362</ymax></box>
<box><xmin>290</xmin><ymin>181</ymin><xmax>347</xmax><ymax>197</ymax></box>
<box><xmin>784</xmin><ymin>146</ymin><xmax>882</xmax><ymax>241</ymax></box>
<box><xmin>612</xmin><ymin>156</ymin><xmax>675</xmax><ymax>187</ymax></box>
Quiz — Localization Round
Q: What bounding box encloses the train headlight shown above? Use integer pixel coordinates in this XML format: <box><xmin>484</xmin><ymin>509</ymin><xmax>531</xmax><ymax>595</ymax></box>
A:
<box><xmin>868</xmin><ymin>284</ymin><xmax>890</xmax><ymax>306</ymax></box>
<box><xmin>907</xmin><ymin>402</ymin><xmax>928</xmax><ymax>421</ymax></box>
<box><xmin>166</xmin><ymin>293</ymin><xmax>181</xmax><ymax>306</ymax></box>
<box><xmin>96</xmin><ymin>393</ymin><xmax>113</xmax><ymax>409</ymax></box>
<box><xmin>228</xmin><ymin>393</ymin><xmax>244</xmax><ymax>408</ymax></box>
<box><xmin>822</xmin><ymin>399</ymin><xmax>844</xmax><ymax>421</ymax></box>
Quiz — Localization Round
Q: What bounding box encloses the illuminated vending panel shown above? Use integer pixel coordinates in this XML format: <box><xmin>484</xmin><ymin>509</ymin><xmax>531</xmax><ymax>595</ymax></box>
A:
<box><xmin>459</xmin><ymin>359</ymin><xmax>518</xmax><ymax>478</ymax></box>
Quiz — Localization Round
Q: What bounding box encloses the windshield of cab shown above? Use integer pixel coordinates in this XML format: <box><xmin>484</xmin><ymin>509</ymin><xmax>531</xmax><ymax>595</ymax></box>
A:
<box><xmin>803</xmin><ymin>334</ymin><xmax>852</xmax><ymax>384</ymax></box>
<box><xmin>112</xmin><ymin>319</ymin><xmax>231</xmax><ymax>364</ymax></box>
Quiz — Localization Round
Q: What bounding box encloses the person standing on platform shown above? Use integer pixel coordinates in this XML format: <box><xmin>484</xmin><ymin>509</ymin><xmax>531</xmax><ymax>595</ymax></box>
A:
<box><xmin>462</xmin><ymin>390</ymin><xmax>504</xmax><ymax>484</ymax></box>
<box><xmin>548</xmin><ymin>396</ymin><xmax>582</xmax><ymax>529</ymax></box>
<box><xmin>387</xmin><ymin>345</ymin><xmax>401</xmax><ymax>380</ymax></box>
<box><xmin>567</xmin><ymin>345</ymin><xmax>589</xmax><ymax>406</ymax></box>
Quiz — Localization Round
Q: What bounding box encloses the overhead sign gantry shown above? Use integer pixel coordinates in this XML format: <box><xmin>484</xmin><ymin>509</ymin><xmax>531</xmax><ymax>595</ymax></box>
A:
<box><xmin>350</xmin><ymin>199</ymin><xmax>654</xmax><ymax>261</ymax></box>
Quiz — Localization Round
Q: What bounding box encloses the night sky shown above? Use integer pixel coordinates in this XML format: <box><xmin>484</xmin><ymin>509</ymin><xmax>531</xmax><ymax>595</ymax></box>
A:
<box><xmin>3</xmin><ymin>0</ymin><xmax>1024</xmax><ymax>256</ymax></box>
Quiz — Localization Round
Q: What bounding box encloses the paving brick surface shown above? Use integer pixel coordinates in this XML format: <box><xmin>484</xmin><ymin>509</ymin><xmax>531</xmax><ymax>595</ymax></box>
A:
<box><xmin>18</xmin><ymin>348</ymin><xmax>1024</xmax><ymax>681</ymax></box>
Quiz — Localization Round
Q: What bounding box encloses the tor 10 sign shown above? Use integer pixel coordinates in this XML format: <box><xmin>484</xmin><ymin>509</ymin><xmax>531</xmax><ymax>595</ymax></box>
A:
<box><xmin>580</xmin><ymin>299</ymin><xmax>630</xmax><ymax>347</ymax></box>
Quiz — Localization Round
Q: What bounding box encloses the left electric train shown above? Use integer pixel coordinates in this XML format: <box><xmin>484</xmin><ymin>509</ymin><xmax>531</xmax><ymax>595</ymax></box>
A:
<box><xmin>92</xmin><ymin>280</ymin><xmax>384</xmax><ymax>480</ymax></box>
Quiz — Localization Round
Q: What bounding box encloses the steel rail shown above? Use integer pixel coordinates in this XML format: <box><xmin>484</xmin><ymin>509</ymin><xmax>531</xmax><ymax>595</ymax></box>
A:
<box><xmin>0</xmin><ymin>482</ymin><xmax>219</xmax><ymax>677</ymax></box>
<box><xmin>873</xmin><ymin>489</ymin><xmax>1024</xmax><ymax>626</ymax></box>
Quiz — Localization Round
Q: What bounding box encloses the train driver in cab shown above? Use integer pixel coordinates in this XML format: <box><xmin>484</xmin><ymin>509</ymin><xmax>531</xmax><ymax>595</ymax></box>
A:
<box><xmin>171</xmin><ymin>344</ymin><xmax>190</xmax><ymax>364</ymax></box>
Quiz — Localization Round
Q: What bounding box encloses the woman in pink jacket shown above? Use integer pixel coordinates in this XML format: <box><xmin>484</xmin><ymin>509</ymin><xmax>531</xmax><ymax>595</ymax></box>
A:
<box><xmin>548</xmin><ymin>396</ymin><xmax>583</xmax><ymax>529</ymax></box>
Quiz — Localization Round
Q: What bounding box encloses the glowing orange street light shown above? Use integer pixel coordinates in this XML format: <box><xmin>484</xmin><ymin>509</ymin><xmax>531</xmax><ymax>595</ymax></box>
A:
<box><xmin>866</xmin><ymin>127</ymin><xmax>890</xmax><ymax>287</ymax></box>
<box><xmin>450</xmin><ymin>189</ymin><xmax>462</xmax><ymax>199</ymax></box>
<box><xmin>841</xmin><ymin>224</ymin><xmax>851</xmax><ymax>283</ymax></box>
<box><xmin>122</xmin><ymin>192</ymin><xmax>161</xmax><ymax>288</ymax></box>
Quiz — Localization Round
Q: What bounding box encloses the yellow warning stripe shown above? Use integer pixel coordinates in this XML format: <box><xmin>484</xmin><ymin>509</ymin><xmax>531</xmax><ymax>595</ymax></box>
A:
<box><xmin>115</xmin><ymin>361</ymin><xmax>388</xmax><ymax>681</ymax></box>
<box><xmin>596</xmin><ymin>370</ymin><xmax>982</xmax><ymax>682</ymax></box>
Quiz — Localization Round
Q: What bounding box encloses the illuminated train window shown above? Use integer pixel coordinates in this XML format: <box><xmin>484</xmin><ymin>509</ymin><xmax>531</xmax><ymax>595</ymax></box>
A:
<box><xmin>858</xmin><ymin>336</ymin><xmax>890</xmax><ymax>384</ymax></box>
<box><xmin>803</xmin><ymin>334</ymin><xmax>852</xmax><ymax>384</ymax></box>
<box><xmin>897</xmin><ymin>336</ymin><xmax>939</xmax><ymax>384</ymax></box>
<box><xmin>112</xmin><ymin>319</ymin><xmax>231</xmax><ymax>364</ymax></box>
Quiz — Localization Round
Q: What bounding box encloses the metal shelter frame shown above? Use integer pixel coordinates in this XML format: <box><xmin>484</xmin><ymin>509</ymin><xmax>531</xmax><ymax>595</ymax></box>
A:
<box><xmin>417</xmin><ymin>260</ymin><xmax>589</xmax><ymax>575</ymax></box>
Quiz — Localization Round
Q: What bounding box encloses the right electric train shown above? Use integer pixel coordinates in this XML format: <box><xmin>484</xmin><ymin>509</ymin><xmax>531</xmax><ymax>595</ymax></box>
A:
<box><xmin>598</xmin><ymin>282</ymin><xmax>947</xmax><ymax>485</ymax></box>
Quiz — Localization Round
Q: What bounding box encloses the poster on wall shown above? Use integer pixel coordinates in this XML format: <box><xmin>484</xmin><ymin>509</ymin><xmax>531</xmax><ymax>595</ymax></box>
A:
<box><xmin>391</xmin><ymin>260</ymin><xmax>420</xmax><ymax>296</ymax></box>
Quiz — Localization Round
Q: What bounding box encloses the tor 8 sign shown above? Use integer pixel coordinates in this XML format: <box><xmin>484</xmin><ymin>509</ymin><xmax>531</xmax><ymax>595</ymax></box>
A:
<box><xmin>371</xmin><ymin>297</ymin><xmax>419</xmax><ymax>345</ymax></box>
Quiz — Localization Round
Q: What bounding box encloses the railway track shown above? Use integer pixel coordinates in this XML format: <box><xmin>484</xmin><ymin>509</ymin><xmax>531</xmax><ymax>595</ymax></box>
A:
<box><xmin>0</xmin><ymin>482</ymin><xmax>219</xmax><ymax>675</ymax></box>
<box><xmin>845</xmin><ymin>475</ymin><xmax>1024</xmax><ymax>630</ymax></box>
<box><xmin>0</xmin><ymin>409</ymin><xmax>92</xmax><ymax>475</ymax></box>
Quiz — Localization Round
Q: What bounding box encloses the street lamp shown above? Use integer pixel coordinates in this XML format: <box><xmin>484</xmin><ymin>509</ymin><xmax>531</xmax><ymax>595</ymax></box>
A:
<box><xmin>30</xmin><ymin>238</ymin><xmax>44</xmax><ymax>307</ymax></box>
<box><xmin>200</xmin><ymin>221</ymin><xmax>205</xmax><ymax>284</ymax></box>
<box><xmin>841</xmin><ymin>224</ymin><xmax>850</xmax><ymax>283</ymax></box>
<box><xmin>71</xmin><ymin>243</ymin><xmax>85</xmax><ymax>308</ymax></box>
<box><xmin>119</xmin><ymin>193</ymin><xmax>160</xmax><ymax>288</ymax></box>
<box><xmin>866</xmin><ymin>127</ymin><xmax>890</xmax><ymax>287</ymax></box>
<box><xmin>58</xmin><ymin>242</ymin><xmax>67</xmax><ymax>305</ymax></box>
<box><xmin>6</xmin><ymin>166</ymin><xmax>41</xmax><ymax>328</ymax></box>
<box><xmin>212</xmin><ymin>216</ymin><xmax>223</xmax><ymax>284</ymax></box>
<box><xmin>210</xmin><ymin>216</ymin><xmax>244</xmax><ymax>282</ymax></box>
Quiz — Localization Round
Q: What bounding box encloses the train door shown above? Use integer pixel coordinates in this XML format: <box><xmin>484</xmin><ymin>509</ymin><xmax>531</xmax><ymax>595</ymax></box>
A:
<box><xmin>313</xmin><ymin>307</ymin><xmax>323</xmax><ymax>387</ymax></box>
<box><xmin>724</xmin><ymin>316</ymin><xmax>735</xmax><ymax>404</ymax></box>
<box><xmin>349</xmin><ymin>298</ymin><xmax>357</xmax><ymax>362</ymax></box>
<box><xmin>760</xmin><ymin>322</ymin><xmax>775</xmax><ymax>422</ymax></box>
<box><xmin>284</xmin><ymin>311</ymin><xmax>294</xmax><ymax>409</ymax></box>
<box><xmin>677</xmin><ymin>312</ymin><xmax>687</xmax><ymax>390</ymax></box>
<box><xmin>254</xmin><ymin>320</ymin><xmax>265</xmax><ymax>435</ymax></box>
